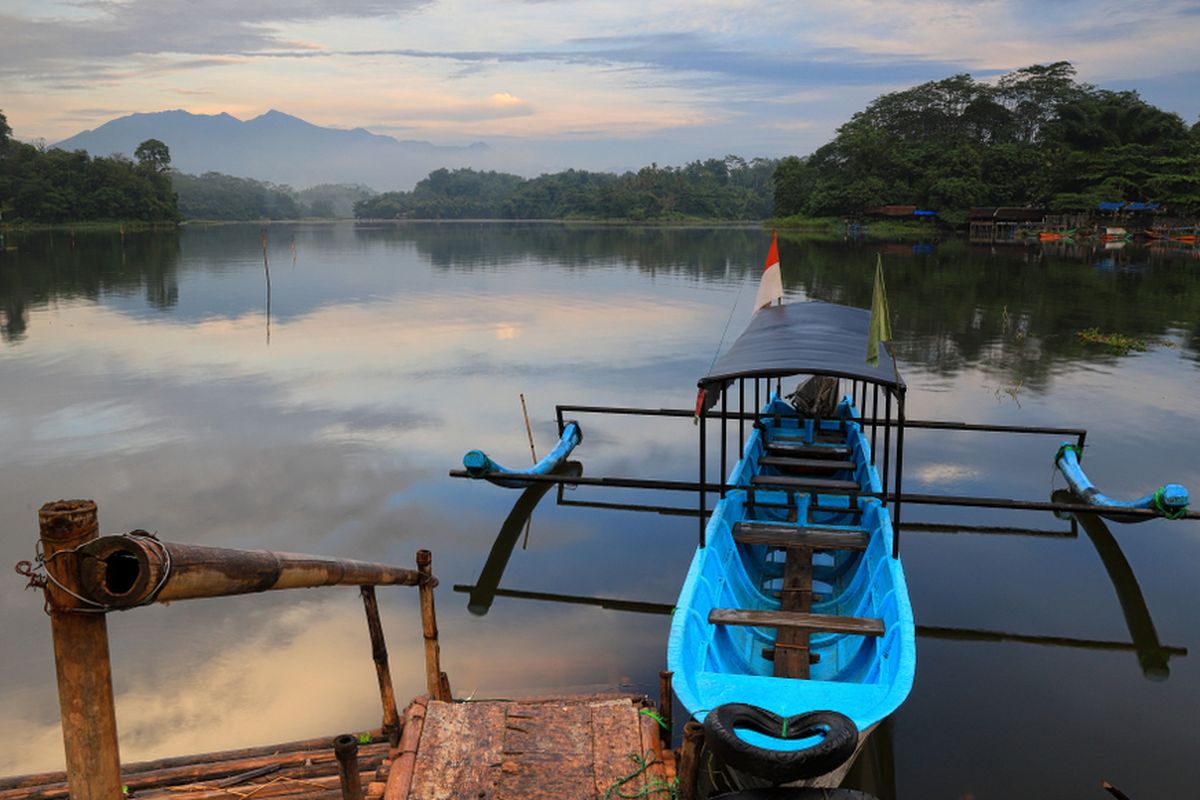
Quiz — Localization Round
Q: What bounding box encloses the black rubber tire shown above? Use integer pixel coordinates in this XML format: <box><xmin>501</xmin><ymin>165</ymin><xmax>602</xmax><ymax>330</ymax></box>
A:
<box><xmin>703</xmin><ymin>704</ymin><xmax>859</xmax><ymax>784</ymax></box>
<box><xmin>712</xmin><ymin>789</ymin><xmax>879</xmax><ymax>800</ymax></box>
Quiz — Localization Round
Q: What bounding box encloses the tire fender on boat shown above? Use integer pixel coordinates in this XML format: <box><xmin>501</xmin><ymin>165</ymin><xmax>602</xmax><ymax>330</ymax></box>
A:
<box><xmin>702</xmin><ymin>704</ymin><xmax>859</xmax><ymax>784</ymax></box>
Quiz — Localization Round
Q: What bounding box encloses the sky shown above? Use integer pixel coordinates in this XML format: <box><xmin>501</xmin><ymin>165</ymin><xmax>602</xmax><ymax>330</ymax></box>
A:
<box><xmin>2</xmin><ymin>0</ymin><xmax>1199</xmax><ymax>172</ymax></box>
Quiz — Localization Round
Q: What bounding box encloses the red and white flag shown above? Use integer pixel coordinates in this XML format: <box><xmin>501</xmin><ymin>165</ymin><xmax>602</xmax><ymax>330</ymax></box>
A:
<box><xmin>754</xmin><ymin>231</ymin><xmax>783</xmax><ymax>310</ymax></box>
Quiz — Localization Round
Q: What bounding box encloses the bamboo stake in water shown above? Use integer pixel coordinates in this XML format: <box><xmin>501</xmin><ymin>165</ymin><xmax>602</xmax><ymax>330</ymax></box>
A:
<box><xmin>519</xmin><ymin>394</ymin><xmax>538</xmax><ymax>549</ymax></box>
<box><xmin>261</xmin><ymin>228</ymin><xmax>272</xmax><ymax>345</ymax></box>
<box><xmin>519</xmin><ymin>394</ymin><xmax>538</xmax><ymax>462</ymax></box>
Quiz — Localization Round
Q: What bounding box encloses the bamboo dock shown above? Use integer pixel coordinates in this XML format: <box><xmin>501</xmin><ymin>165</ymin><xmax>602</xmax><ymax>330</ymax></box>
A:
<box><xmin>7</xmin><ymin>500</ymin><xmax>680</xmax><ymax>800</ymax></box>
<box><xmin>2</xmin><ymin>694</ymin><xmax>672</xmax><ymax>800</ymax></box>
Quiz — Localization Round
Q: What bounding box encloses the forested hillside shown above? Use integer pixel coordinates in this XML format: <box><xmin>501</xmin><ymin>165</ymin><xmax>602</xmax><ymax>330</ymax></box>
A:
<box><xmin>172</xmin><ymin>173</ymin><xmax>372</xmax><ymax>220</ymax></box>
<box><xmin>354</xmin><ymin>157</ymin><xmax>777</xmax><ymax>220</ymax></box>
<box><xmin>773</xmin><ymin>62</ymin><xmax>1200</xmax><ymax>220</ymax></box>
<box><xmin>0</xmin><ymin>111</ymin><xmax>178</xmax><ymax>223</ymax></box>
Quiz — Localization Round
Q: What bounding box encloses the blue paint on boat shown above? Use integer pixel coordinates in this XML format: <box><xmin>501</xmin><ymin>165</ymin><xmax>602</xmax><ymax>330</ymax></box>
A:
<box><xmin>668</xmin><ymin>395</ymin><xmax>916</xmax><ymax>743</ymax></box>
<box><xmin>463</xmin><ymin>420</ymin><xmax>583</xmax><ymax>489</ymax></box>
<box><xmin>1055</xmin><ymin>443</ymin><xmax>1189</xmax><ymax>523</ymax></box>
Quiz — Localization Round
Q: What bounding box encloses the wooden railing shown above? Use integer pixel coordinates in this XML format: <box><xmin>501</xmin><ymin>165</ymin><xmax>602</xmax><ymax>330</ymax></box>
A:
<box><xmin>27</xmin><ymin>499</ymin><xmax>450</xmax><ymax>800</ymax></box>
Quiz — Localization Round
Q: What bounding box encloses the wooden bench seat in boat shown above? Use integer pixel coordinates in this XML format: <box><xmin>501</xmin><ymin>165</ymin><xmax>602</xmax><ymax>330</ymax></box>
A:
<box><xmin>751</xmin><ymin>475</ymin><xmax>861</xmax><ymax>492</ymax></box>
<box><xmin>764</xmin><ymin>442</ymin><xmax>851</xmax><ymax>458</ymax></box>
<box><xmin>757</xmin><ymin>455</ymin><xmax>857</xmax><ymax>471</ymax></box>
<box><xmin>732</xmin><ymin>523</ymin><xmax>869</xmax><ymax>551</ymax></box>
<box><xmin>770</xmin><ymin>430</ymin><xmax>848</xmax><ymax>445</ymax></box>
<box><xmin>708</xmin><ymin>608</ymin><xmax>885</xmax><ymax>637</ymax></box>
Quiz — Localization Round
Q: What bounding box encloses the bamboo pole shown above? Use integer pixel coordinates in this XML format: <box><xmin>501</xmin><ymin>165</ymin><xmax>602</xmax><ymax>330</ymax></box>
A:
<box><xmin>0</xmin><ymin>733</ymin><xmax>385</xmax><ymax>791</ymax></box>
<box><xmin>416</xmin><ymin>551</ymin><xmax>450</xmax><ymax>701</ymax></box>
<box><xmin>333</xmin><ymin>736</ymin><xmax>364</xmax><ymax>800</ymax></box>
<box><xmin>0</xmin><ymin>742</ymin><xmax>391</xmax><ymax>800</ymax></box>
<box><xmin>519</xmin><ymin>393</ymin><xmax>538</xmax><ymax>462</ymax></box>
<box><xmin>38</xmin><ymin>500</ymin><xmax>123</xmax><ymax>800</ymax></box>
<box><xmin>675</xmin><ymin>721</ymin><xmax>705</xmax><ymax>800</ymax></box>
<box><xmin>72</xmin><ymin>536</ymin><xmax>427</xmax><ymax>608</ymax></box>
<box><xmin>360</xmin><ymin>587</ymin><xmax>402</xmax><ymax>747</ymax></box>
<box><xmin>658</xmin><ymin>671</ymin><xmax>673</xmax><ymax>749</ymax></box>
<box><xmin>383</xmin><ymin>697</ymin><xmax>428</xmax><ymax>800</ymax></box>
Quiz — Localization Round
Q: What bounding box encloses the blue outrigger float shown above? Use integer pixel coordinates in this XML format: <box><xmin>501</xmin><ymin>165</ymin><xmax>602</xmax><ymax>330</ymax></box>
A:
<box><xmin>463</xmin><ymin>421</ymin><xmax>583</xmax><ymax>488</ymax></box>
<box><xmin>1055</xmin><ymin>443</ymin><xmax>1189</xmax><ymax>523</ymax></box>
<box><xmin>668</xmin><ymin>301</ymin><xmax>915</xmax><ymax>785</ymax></box>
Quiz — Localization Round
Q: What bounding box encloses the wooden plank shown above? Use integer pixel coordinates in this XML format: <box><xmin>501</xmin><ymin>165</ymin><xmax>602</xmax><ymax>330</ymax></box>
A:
<box><xmin>758</xmin><ymin>456</ymin><xmax>857</xmax><ymax>471</ymax></box>
<box><xmin>591</xmin><ymin>701</ymin><xmax>646</xmax><ymax>799</ymax></box>
<box><xmin>496</xmin><ymin>702</ymin><xmax>594</xmax><ymax>800</ymax></box>
<box><xmin>503</xmin><ymin>703</ymin><xmax>592</xmax><ymax>755</ymax></box>
<box><xmin>765</xmin><ymin>443</ymin><xmax>850</xmax><ymax>458</ymax></box>
<box><xmin>751</xmin><ymin>475</ymin><xmax>861</xmax><ymax>492</ymax></box>
<box><xmin>775</xmin><ymin>545</ymin><xmax>814</xmax><ymax>678</ymax></box>
<box><xmin>733</xmin><ymin>524</ymin><xmax>869</xmax><ymax>551</ymax></box>
<box><xmin>409</xmin><ymin>701</ymin><xmax>505</xmax><ymax>800</ymax></box>
<box><xmin>709</xmin><ymin>608</ymin><xmax>884</xmax><ymax>636</ymax></box>
<box><xmin>497</xmin><ymin>751</ymin><xmax>593</xmax><ymax>800</ymax></box>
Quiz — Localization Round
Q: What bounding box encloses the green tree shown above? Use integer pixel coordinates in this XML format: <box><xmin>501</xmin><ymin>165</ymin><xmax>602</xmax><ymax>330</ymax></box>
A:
<box><xmin>134</xmin><ymin>139</ymin><xmax>171</xmax><ymax>173</ymax></box>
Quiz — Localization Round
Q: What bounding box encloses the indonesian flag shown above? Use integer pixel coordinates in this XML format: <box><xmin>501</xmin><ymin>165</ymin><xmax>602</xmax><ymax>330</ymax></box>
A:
<box><xmin>754</xmin><ymin>231</ymin><xmax>783</xmax><ymax>311</ymax></box>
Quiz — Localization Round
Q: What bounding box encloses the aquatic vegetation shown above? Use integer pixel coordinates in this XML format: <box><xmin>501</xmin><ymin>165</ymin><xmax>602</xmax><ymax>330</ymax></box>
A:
<box><xmin>1076</xmin><ymin>328</ymin><xmax>1148</xmax><ymax>354</ymax></box>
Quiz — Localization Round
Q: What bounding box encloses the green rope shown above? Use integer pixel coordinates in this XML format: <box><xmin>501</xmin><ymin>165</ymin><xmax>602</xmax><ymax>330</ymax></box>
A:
<box><xmin>780</xmin><ymin>717</ymin><xmax>788</xmax><ymax>737</ymax></box>
<box><xmin>639</xmin><ymin>709</ymin><xmax>669</xmax><ymax>730</ymax></box>
<box><xmin>1055</xmin><ymin>443</ymin><xmax>1083</xmax><ymax>465</ymax></box>
<box><xmin>1152</xmin><ymin>487</ymin><xmax>1189</xmax><ymax>520</ymax></box>
<box><xmin>603</xmin><ymin>751</ymin><xmax>674</xmax><ymax>800</ymax></box>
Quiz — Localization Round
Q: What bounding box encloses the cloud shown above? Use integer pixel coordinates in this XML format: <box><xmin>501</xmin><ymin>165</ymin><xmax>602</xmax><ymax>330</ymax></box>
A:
<box><xmin>0</xmin><ymin>1</ymin><xmax>431</xmax><ymax>77</ymax></box>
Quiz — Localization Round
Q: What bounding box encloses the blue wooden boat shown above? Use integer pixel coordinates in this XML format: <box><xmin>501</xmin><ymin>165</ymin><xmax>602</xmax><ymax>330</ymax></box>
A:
<box><xmin>1055</xmin><ymin>443</ymin><xmax>1189</xmax><ymax>523</ymax></box>
<box><xmin>667</xmin><ymin>301</ymin><xmax>916</xmax><ymax>784</ymax></box>
<box><xmin>462</xmin><ymin>420</ymin><xmax>583</xmax><ymax>489</ymax></box>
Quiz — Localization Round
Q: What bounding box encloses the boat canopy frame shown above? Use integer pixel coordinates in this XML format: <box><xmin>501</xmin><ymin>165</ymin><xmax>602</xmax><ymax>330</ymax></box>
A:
<box><xmin>693</xmin><ymin>301</ymin><xmax>908</xmax><ymax>557</ymax></box>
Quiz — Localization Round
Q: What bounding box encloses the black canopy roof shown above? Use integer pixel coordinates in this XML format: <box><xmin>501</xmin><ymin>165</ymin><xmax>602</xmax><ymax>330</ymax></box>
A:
<box><xmin>698</xmin><ymin>302</ymin><xmax>904</xmax><ymax>398</ymax></box>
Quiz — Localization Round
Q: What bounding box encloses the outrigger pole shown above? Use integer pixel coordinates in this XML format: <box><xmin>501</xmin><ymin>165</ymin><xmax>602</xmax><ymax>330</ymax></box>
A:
<box><xmin>448</xmin><ymin>468</ymin><xmax>1200</xmax><ymax>521</ymax></box>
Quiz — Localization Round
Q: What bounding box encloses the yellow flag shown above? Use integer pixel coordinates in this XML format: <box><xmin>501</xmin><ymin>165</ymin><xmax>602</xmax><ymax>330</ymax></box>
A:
<box><xmin>867</xmin><ymin>254</ymin><xmax>891</xmax><ymax>366</ymax></box>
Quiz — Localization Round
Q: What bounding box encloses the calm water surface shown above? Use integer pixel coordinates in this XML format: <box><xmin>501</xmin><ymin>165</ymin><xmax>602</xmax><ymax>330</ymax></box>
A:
<box><xmin>1</xmin><ymin>223</ymin><xmax>1198</xmax><ymax>797</ymax></box>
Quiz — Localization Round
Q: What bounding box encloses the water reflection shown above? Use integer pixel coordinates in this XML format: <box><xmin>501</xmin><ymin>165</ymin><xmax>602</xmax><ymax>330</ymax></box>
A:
<box><xmin>467</xmin><ymin>460</ymin><xmax>583</xmax><ymax>616</ymax></box>
<box><xmin>2</xmin><ymin>224</ymin><xmax>1198</xmax><ymax>796</ymax></box>
<box><xmin>1052</xmin><ymin>489</ymin><xmax>1184</xmax><ymax>680</ymax></box>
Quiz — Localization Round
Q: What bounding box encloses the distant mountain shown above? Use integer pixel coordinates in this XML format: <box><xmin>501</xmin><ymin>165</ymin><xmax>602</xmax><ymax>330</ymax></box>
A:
<box><xmin>54</xmin><ymin>109</ymin><xmax>490</xmax><ymax>191</ymax></box>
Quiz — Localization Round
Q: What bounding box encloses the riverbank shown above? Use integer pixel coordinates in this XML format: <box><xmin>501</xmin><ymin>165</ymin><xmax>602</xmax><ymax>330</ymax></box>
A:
<box><xmin>0</xmin><ymin>220</ymin><xmax>181</xmax><ymax>233</ymax></box>
<box><xmin>769</xmin><ymin>215</ymin><xmax>943</xmax><ymax>239</ymax></box>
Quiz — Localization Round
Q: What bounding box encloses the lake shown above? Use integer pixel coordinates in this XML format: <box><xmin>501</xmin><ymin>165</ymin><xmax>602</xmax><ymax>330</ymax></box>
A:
<box><xmin>1</xmin><ymin>222</ymin><xmax>1198</xmax><ymax>797</ymax></box>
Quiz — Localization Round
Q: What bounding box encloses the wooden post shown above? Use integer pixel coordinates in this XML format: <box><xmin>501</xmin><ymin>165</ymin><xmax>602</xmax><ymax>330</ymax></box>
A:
<box><xmin>676</xmin><ymin>721</ymin><xmax>704</xmax><ymax>800</ymax></box>
<box><xmin>38</xmin><ymin>500</ymin><xmax>123</xmax><ymax>800</ymax></box>
<box><xmin>360</xmin><ymin>587</ymin><xmax>401</xmax><ymax>747</ymax></box>
<box><xmin>658</xmin><ymin>671</ymin><xmax>673</xmax><ymax>749</ymax></box>
<box><xmin>416</xmin><ymin>550</ymin><xmax>450</xmax><ymax>701</ymax></box>
<box><xmin>332</xmin><ymin>735</ymin><xmax>363</xmax><ymax>800</ymax></box>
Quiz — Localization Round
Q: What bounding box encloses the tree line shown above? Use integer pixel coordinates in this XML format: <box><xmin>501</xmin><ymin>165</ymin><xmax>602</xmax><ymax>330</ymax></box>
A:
<box><xmin>353</xmin><ymin>157</ymin><xmax>778</xmax><ymax>221</ymax></box>
<box><xmin>773</xmin><ymin>62</ymin><xmax>1200</xmax><ymax>221</ymax></box>
<box><xmin>172</xmin><ymin>173</ymin><xmax>373</xmax><ymax>220</ymax></box>
<box><xmin>0</xmin><ymin>111</ymin><xmax>178</xmax><ymax>223</ymax></box>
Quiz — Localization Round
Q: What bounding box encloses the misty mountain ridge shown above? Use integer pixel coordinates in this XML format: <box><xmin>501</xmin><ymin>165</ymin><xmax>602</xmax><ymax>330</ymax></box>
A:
<box><xmin>54</xmin><ymin>109</ymin><xmax>490</xmax><ymax>191</ymax></box>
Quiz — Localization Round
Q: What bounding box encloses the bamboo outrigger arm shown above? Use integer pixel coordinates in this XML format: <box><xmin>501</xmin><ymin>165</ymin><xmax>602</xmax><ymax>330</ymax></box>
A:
<box><xmin>73</xmin><ymin>533</ymin><xmax>431</xmax><ymax>609</ymax></box>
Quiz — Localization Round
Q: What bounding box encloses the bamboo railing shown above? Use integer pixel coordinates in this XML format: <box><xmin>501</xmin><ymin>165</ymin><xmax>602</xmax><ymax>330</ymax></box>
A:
<box><xmin>28</xmin><ymin>499</ymin><xmax>451</xmax><ymax>800</ymax></box>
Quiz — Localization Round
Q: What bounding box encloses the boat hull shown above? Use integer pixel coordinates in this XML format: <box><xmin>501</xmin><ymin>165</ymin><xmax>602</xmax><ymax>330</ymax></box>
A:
<box><xmin>668</xmin><ymin>397</ymin><xmax>916</xmax><ymax>765</ymax></box>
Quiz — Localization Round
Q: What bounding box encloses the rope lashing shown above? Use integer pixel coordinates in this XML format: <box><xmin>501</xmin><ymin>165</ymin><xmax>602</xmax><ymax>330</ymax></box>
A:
<box><xmin>1152</xmin><ymin>487</ymin><xmax>1189</xmax><ymax>520</ymax></box>
<box><xmin>14</xmin><ymin>530</ymin><xmax>171</xmax><ymax>614</ymax></box>
<box><xmin>1055</xmin><ymin>442</ymin><xmax>1083</xmax><ymax>465</ymax></box>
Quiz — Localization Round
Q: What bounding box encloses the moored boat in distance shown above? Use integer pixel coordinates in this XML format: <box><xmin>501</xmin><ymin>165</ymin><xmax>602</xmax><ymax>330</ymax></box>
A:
<box><xmin>668</xmin><ymin>300</ymin><xmax>915</xmax><ymax>786</ymax></box>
